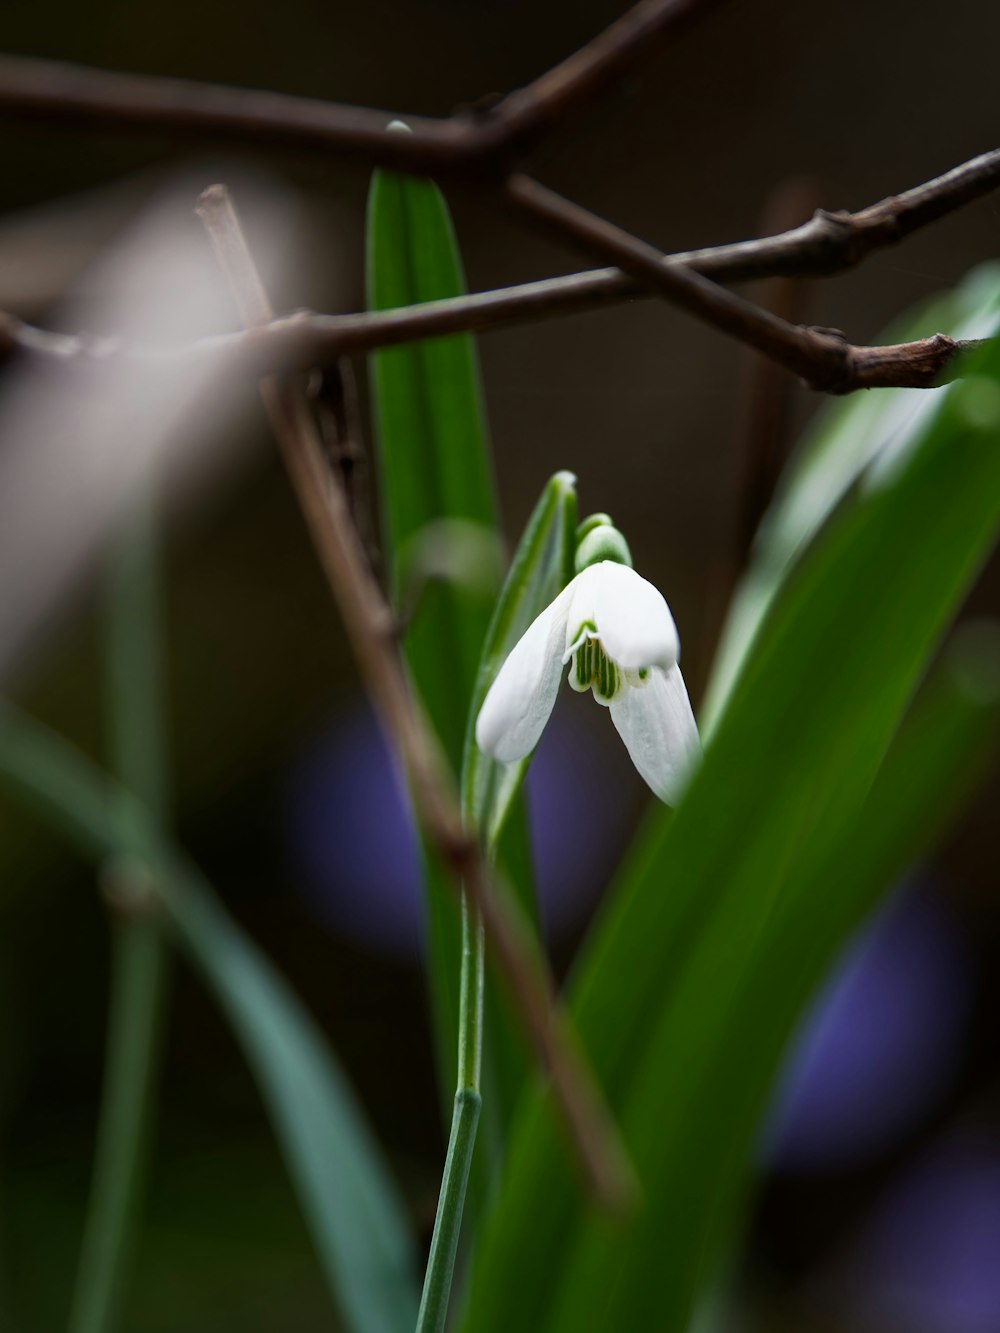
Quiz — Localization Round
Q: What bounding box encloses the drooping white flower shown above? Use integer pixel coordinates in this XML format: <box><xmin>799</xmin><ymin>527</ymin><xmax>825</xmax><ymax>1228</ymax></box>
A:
<box><xmin>475</xmin><ymin>549</ymin><xmax>700</xmax><ymax>805</ymax></box>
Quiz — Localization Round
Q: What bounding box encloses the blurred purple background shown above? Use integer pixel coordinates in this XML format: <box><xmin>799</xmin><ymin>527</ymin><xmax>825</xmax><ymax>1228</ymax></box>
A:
<box><xmin>282</xmin><ymin>699</ymin><xmax>633</xmax><ymax>956</ymax></box>
<box><xmin>766</xmin><ymin>884</ymin><xmax>976</xmax><ymax>1173</ymax></box>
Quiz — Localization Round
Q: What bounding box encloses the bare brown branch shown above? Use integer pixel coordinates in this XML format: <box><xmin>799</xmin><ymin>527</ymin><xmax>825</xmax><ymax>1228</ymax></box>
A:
<box><xmin>0</xmin><ymin>53</ymin><xmax>475</xmax><ymax>172</ymax></box>
<box><xmin>506</xmin><ymin>173</ymin><xmax>989</xmax><ymax>393</ymax></box>
<box><xmin>0</xmin><ymin>297</ymin><xmax>982</xmax><ymax>395</ymax></box>
<box><xmin>0</xmin><ymin>0</ymin><xmax>998</xmax><ymax>397</ymax></box>
<box><xmin>493</xmin><ymin>0</ymin><xmax>727</xmax><ymax>150</ymax></box>
<box><xmin>507</xmin><ymin>172</ymin><xmax>854</xmax><ymax>388</ymax></box>
<box><xmin>734</xmin><ymin>181</ymin><xmax>823</xmax><ymax>561</ymax></box>
<box><xmin>196</xmin><ymin>183</ymin><xmax>635</xmax><ymax>1213</ymax></box>
<box><xmin>3</xmin><ymin>148</ymin><xmax>997</xmax><ymax>394</ymax></box>
<box><xmin>0</xmin><ymin>0</ymin><xmax>722</xmax><ymax>173</ymax></box>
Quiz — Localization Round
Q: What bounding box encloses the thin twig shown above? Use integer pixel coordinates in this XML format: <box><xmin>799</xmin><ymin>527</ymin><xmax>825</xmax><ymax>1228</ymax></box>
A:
<box><xmin>0</xmin><ymin>298</ymin><xmax>985</xmax><ymax>395</ymax></box>
<box><xmin>492</xmin><ymin>0</ymin><xmax>727</xmax><ymax>150</ymax></box>
<box><xmin>506</xmin><ymin>173</ymin><xmax>856</xmax><ymax>388</ymax></box>
<box><xmin>0</xmin><ymin>53</ymin><xmax>472</xmax><ymax>171</ymax></box>
<box><xmin>735</xmin><ymin>181</ymin><xmax>825</xmax><ymax>560</ymax></box>
<box><xmin>3</xmin><ymin>149</ymin><xmax>997</xmax><ymax>392</ymax></box>
<box><xmin>695</xmin><ymin>183</ymin><xmax>823</xmax><ymax>706</ymax></box>
<box><xmin>196</xmin><ymin>183</ymin><xmax>635</xmax><ymax>1213</ymax></box>
<box><xmin>0</xmin><ymin>0</ymin><xmax>721</xmax><ymax>173</ymax></box>
<box><xmin>307</xmin><ymin>359</ymin><xmax>379</xmax><ymax>567</ymax></box>
<box><xmin>506</xmin><ymin>173</ymin><xmax>988</xmax><ymax>393</ymax></box>
<box><xmin>0</xmin><ymin>2</ymin><xmax>998</xmax><ymax>395</ymax></box>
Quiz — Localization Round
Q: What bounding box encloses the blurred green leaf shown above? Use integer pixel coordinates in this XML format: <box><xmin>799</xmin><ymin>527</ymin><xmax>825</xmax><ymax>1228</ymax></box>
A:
<box><xmin>397</xmin><ymin>518</ymin><xmax>505</xmax><ymax>618</ymax></box>
<box><xmin>707</xmin><ymin>262</ymin><xmax>1000</xmax><ymax>721</ymax></box>
<box><xmin>70</xmin><ymin>500</ymin><xmax>172</xmax><ymax>1333</ymax></box>
<box><xmin>461</xmin><ymin>308</ymin><xmax>1000</xmax><ymax>1332</ymax></box>
<box><xmin>688</xmin><ymin>617</ymin><xmax>1000</xmax><ymax>1295</ymax></box>
<box><xmin>0</xmin><ymin>704</ymin><xmax>419</xmax><ymax>1333</ymax></box>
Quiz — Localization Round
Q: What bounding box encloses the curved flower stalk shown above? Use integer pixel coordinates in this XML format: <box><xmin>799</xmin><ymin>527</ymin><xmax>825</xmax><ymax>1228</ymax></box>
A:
<box><xmin>476</xmin><ymin>518</ymin><xmax>700</xmax><ymax>804</ymax></box>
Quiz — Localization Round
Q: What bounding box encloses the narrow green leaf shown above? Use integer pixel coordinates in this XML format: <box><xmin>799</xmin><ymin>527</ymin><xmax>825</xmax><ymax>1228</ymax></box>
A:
<box><xmin>0</xmin><ymin>705</ymin><xmax>420</xmax><ymax>1333</ymax></box>
<box><xmin>366</xmin><ymin>163</ymin><xmax>546</xmax><ymax>1174</ymax></box>
<box><xmin>366</xmin><ymin>165</ymin><xmax>497</xmax><ymax>768</ymax></box>
<box><xmin>367</xmin><ymin>165</ymin><xmax>505</xmax><ymax>1095</ymax></box>
<box><xmin>461</xmin><ymin>470</ymin><xmax>578</xmax><ymax>1155</ymax></box>
<box><xmin>70</xmin><ymin>500</ymin><xmax>171</xmax><ymax>1333</ymax></box>
<box><xmin>707</xmin><ymin>262</ymin><xmax>1000</xmax><ymax>721</ymax></box>
<box><xmin>689</xmin><ymin>619</ymin><xmax>1000</xmax><ymax>1299</ymax></box>
<box><xmin>461</xmin><ymin>469</ymin><xmax>578</xmax><ymax>846</ymax></box>
<box><xmin>462</xmin><ymin>326</ymin><xmax>1000</xmax><ymax>1332</ymax></box>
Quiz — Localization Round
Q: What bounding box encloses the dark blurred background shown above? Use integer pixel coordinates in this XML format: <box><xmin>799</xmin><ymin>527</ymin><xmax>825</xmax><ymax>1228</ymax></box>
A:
<box><xmin>2</xmin><ymin>2</ymin><xmax>1000</xmax><ymax>1329</ymax></box>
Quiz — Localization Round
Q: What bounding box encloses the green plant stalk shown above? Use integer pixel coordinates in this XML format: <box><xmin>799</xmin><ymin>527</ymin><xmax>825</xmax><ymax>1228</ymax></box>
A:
<box><xmin>417</xmin><ymin>473</ymin><xmax>577</xmax><ymax>1332</ymax></box>
<box><xmin>456</xmin><ymin>897</ymin><xmax>484</xmax><ymax>1095</ymax></box>
<box><xmin>69</xmin><ymin>499</ymin><xmax>171</xmax><ymax>1333</ymax></box>
<box><xmin>416</xmin><ymin>894</ymin><xmax>483</xmax><ymax>1333</ymax></box>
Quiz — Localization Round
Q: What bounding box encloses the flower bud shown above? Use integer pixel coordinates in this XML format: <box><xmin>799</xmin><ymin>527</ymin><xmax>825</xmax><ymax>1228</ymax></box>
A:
<box><xmin>575</xmin><ymin>522</ymin><xmax>633</xmax><ymax>573</ymax></box>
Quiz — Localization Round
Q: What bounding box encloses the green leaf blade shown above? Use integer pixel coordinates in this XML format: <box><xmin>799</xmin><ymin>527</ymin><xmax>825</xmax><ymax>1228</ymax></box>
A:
<box><xmin>367</xmin><ymin>166</ymin><xmax>561</xmax><ymax>1174</ymax></box>
<box><xmin>706</xmin><ymin>262</ymin><xmax>1000</xmax><ymax>724</ymax></box>
<box><xmin>367</xmin><ymin>167</ymin><xmax>505</xmax><ymax>1096</ymax></box>
<box><xmin>0</xmin><ymin>706</ymin><xmax>420</xmax><ymax>1333</ymax></box>
<box><xmin>69</xmin><ymin>501</ymin><xmax>173</xmax><ymax>1333</ymax></box>
<box><xmin>461</xmin><ymin>297</ymin><xmax>1000</xmax><ymax>1333</ymax></box>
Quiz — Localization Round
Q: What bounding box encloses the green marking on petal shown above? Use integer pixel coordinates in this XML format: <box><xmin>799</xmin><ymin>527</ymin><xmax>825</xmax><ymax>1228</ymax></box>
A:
<box><xmin>570</xmin><ymin>636</ymin><xmax>623</xmax><ymax>702</ymax></box>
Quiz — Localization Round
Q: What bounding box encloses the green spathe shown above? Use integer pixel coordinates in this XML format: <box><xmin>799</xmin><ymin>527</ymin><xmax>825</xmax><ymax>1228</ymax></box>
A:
<box><xmin>575</xmin><ymin>521</ymin><xmax>633</xmax><ymax>572</ymax></box>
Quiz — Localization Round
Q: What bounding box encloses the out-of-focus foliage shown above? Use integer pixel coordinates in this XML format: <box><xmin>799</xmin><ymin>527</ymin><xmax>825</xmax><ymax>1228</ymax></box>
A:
<box><xmin>707</xmin><ymin>264</ymin><xmax>1000</xmax><ymax>720</ymax></box>
<box><xmin>0</xmin><ymin>705</ymin><xmax>420</xmax><ymax>1333</ymax></box>
<box><xmin>68</xmin><ymin>504</ymin><xmax>172</xmax><ymax>1333</ymax></box>
<box><xmin>460</xmin><ymin>286</ymin><xmax>1000</xmax><ymax>1333</ymax></box>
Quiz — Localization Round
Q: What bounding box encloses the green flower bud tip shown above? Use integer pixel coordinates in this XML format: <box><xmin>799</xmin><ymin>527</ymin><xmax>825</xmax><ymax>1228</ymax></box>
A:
<box><xmin>575</xmin><ymin>523</ymin><xmax>633</xmax><ymax>573</ymax></box>
<box><xmin>576</xmin><ymin>512</ymin><xmax>615</xmax><ymax>542</ymax></box>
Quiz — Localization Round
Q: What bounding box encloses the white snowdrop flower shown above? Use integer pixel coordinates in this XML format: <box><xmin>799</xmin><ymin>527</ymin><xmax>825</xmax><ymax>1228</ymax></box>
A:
<box><xmin>475</xmin><ymin>523</ymin><xmax>700</xmax><ymax>805</ymax></box>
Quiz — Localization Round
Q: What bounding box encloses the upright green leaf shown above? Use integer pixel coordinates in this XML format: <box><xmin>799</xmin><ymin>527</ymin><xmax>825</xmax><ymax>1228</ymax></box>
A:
<box><xmin>707</xmin><ymin>263</ymin><xmax>1000</xmax><ymax>721</ymax></box>
<box><xmin>367</xmin><ymin>165</ymin><xmax>497</xmax><ymax>768</ymax></box>
<box><xmin>0</xmin><ymin>705</ymin><xmax>419</xmax><ymax>1333</ymax></box>
<box><xmin>462</xmin><ymin>328</ymin><xmax>1000</xmax><ymax>1332</ymax></box>
<box><xmin>367</xmin><ymin>165</ymin><xmax>501</xmax><ymax>1091</ymax></box>
<box><xmin>366</xmin><ymin>166</ymin><xmax>542</xmax><ymax>1150</ymax></box>
<box><xmin>462</xmin><ymin>470</ymin><xmax>577</xmax><ymax>1148</ymax></box>
<box><xmin>461</xmin><ymin>470</ymin><xmax>578</xmax><ymax>846</ymax></box>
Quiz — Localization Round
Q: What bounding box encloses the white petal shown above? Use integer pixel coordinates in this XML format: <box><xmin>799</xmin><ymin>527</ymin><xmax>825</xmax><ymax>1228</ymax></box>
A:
<box><xmin>475</xmin><ymin>585</ymin><xmax>574</xmax><ymax>762</ymax></box>
<box><xmin>578</xmin><ymin>561</ymin><xmax>679</xmax><ymax>671</ymax></box>
<box><xmin>561</xmin><ymin>564</ymin><xmax>598</xmax><ymax>657</ymax></box>
<box><xmin>609</xmin><ymin>663</ymin><xmax>700</xmax><ymax>804</ymax></box>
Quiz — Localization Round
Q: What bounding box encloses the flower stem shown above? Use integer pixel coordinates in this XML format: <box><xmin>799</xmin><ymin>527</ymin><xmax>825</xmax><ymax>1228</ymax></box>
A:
<box><xmin>416</xmin><ymin>893</ymin><xmax>484</xmax><ymax>1333</ymax></box>
<box><xmin>456</xmin><ymin>896</ymin><xmax>484</xmax><ymax>1092</ymax></box>
<box><xmin>69</xmin><ymin>496</ymin><xmax>171</xmax><ymax>1333</ymax></box>
<box><xmin>68</xmin><ymin>917</ymin><xmax>169</xmax><ymax>1333</ymax></box>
